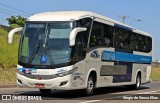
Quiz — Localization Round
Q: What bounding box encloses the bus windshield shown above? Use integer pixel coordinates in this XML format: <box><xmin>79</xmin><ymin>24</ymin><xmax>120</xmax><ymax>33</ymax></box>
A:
<box><xmin>19</xmin><ymin>22</ymin><xmax>74</xmax><ymax>67</ymax></box>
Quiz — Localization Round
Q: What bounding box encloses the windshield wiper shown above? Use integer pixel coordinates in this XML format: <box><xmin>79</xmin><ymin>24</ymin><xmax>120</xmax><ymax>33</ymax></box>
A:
<box><xmin>41</xmin><ymin>40</ymin><xmax>54</xmax><ymax>67</ymax></box>
<box><xmin>27</xmin><ymin>39</ymin><xmax>40</xmax><ymax>65</ymax></box>
<box><xmin>41</xmin><ymin>23</ymin><xmax>54</xmax><ymax>67</ymax></box>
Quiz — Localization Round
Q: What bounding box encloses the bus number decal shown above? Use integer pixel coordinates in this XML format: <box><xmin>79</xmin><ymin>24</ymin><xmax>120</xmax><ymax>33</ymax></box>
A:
<box><xmin>102</xmin><ymin>51</ymin><xmax>115</xmax><ymax>61</ymax></box>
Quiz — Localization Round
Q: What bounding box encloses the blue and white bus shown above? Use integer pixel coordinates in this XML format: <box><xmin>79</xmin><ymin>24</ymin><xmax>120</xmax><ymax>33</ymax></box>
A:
<box><xmin>8</xmin><ymin>11</ymin><xmax>152</xmax><ymax>95</ymax></box>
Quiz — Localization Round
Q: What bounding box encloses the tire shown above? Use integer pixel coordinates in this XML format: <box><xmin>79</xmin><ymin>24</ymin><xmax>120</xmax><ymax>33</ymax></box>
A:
<box><xmin>127</xmin><ymin>74</ymin><xmax>141</xmax><ymax>90</ymax></box>
<box><xmin>85</xmin><ymin>75</ymin><xmax>95</xmax><ymax>96</ymax></box>
<box><xmin>39</xmin><ymin>89</ymin><xmax>51</xmax><ymax>94</ymax></box>
<box><xmin>134</xmin><ymin>74</ymin><xmax>141</xmax><ymax>90</ymax></box>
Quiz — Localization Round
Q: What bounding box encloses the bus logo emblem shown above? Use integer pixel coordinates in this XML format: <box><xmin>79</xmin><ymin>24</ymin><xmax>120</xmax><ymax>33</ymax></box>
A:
<box><xmin>37</xmin><ymin>76</ymin><xmax>42</xmax><ymax>80</ymax></box>
<box><xmin>90</xmin><ymin>50</ymin><xmax>100</xmax><ymax>58</ymax></box>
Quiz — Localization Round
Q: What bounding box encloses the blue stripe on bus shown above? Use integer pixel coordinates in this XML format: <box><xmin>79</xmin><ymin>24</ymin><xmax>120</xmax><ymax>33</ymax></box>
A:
<box><xmin>114</xmin><ymin>24</ymin><xmax>132</xmax><ymax>31</ymax></box>
<box><xmin>101</xmin><ymin>50</ymin><xmax>152</xmax><ymax>64</ymax></box>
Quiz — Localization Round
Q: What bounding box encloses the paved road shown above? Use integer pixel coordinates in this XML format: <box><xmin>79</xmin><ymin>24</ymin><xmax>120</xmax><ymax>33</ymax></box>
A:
<box><xmin>0</xmin><ymin>81</ymin><xmax>160</xmax><ymax>103</ymax></box>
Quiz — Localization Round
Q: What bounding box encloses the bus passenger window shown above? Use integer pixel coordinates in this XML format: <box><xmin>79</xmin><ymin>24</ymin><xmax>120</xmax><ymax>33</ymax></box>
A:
<box><xmin>90</xmin><ymin>21</ymin><xmax>103</xmax><ymax>47</ymax></box>
<box><xmin>135</xmin><ymin>45</ymin><xmax>139</xmax><ymax>51</ymax></box>
<box><xmin>104</xmin><ymin>25</ymin><xmax>113</xmax><ymax>47</ymax></box>
<box><xmin>76</xmin><ymin>18</ymin><xmax>92</xmax><ymax>48</ymax></box>
<box><xmin>90</xmin><ymin>21</ymin><xmax>114</xmax><ymax>47</ymax></box>
<box><xmin>104</xmin><ymin>38</ymin><xmax>110</xmax><ymax>46</ymax></box>
<box><xmin>120</xmin><ymin>43</ymin><xmax>124</xmax><ymax>48</ymax></box>
<box><xmin>146</xmin><ymin>37</ymin><xmax>152</xmax><ymax>52</ymax></box>
<box><xmin>115</xmin><ymin>28</ymin><xmax>131</xmax><ymax>50</ymax></box>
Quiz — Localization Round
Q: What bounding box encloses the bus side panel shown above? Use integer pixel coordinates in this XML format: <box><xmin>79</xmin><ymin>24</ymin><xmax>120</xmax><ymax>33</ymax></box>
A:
<box><xmin>146</xmin><ymin>65</ymin><xmax>151</xmax><ymax>82</ymax></box>
<box><xmin>99</xmin><ymin>62</ymin><xmax>114</xmax><ymax>87</ymax></box>
<box><xmin>71</xmin><ymin>61</ymin><xmax>86</xmax><ymax>89</ymax></box>
<box><xmin>133</xmin><ymin>51</ymin><xmax>152</xmax><ymax>84</ymax></box>
<box><xmin>85</xmin><ymin>47</ymin><xmax>116</xmax><ymax>88</ymax></box>
<box><xmin>85</xmin><ymin>61</ymin><xmax>101</xmax><ymax>88</ymax></box>
<box><xmin>132</xmin><ymin>64</ymin><xmax>151</xmax><ymax>84</ymax></box>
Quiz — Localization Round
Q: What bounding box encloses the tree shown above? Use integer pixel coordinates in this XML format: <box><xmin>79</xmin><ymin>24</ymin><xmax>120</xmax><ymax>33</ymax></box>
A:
<box><xmin>7</xmin><ymin>15</ymin><xmax>27</xmax><ymax>28</ymax></box>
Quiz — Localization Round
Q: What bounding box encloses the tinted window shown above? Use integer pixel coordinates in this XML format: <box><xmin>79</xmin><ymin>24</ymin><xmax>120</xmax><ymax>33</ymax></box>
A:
<box><xmin>76</xmin><ymin>18</ymin><xmax>92</xmax><ymax>48</ymax></box>
<box><xmin>132</xmin><ymin>33</ymin><xmax>152</xmax><ymax>53</ymax></box>
<box><xmin>90</xmin><ymin>22</ymin><xmax>104</xmax><ymax>47</ymax></box>
<box><xmin>129</xmin><ymin>32</ymin><xmax>137</xmax><ymax>51</ymax></box>
<box><xmin>138</xmin><ymin>35</ymin><xmax>145</xmax><ymax>52</ymax></box>
<box><xmin>116</xmin><ymin>28</ymin><xmax>130</xmax><ymax>50</ymax></box>
<box><xmin>115</xmin><ymin>29</ymin><xmax>152</xmax><ymax>53</ymax></box>
<box><xmin>72</xmin><ymin>33</ymin><xmax>86</xmax><ymax>61</ymax></box>
<box><xmin>89</xmin><ymin>21</ymin><xmax>114</xmax><ymax>47</ymax></box>
<box><xmin>103</xmin><ymin>24</ymin><xmax>114</xmax><ymax>47</ymax></box>
<box><xmin>115</xmin><ymin>26</ymin><xmax>152</xmax><ymax>53</ymax></box>
<box><xmin>146</xmin><ymin>37</ymin><xmax>152</xmax><ymax>52</ymax></box>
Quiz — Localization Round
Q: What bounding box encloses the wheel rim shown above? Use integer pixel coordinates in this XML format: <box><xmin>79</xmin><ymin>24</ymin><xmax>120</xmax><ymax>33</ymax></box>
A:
<box><xmin>87</xmin><ymin>79</ymin><xmax>94</xmax><ymax>93</ymax></box>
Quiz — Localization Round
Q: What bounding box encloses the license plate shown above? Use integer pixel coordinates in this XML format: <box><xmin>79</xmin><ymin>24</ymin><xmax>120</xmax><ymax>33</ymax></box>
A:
<box><xmin>35</xmin><ymin>84</ymin><xmax>45</xmax><ymax>88</ymax></box>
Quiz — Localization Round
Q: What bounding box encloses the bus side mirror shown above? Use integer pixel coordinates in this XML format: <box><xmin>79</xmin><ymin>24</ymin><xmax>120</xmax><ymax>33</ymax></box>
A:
<box><xmin>8</xmin><ymin>27</ymin><xmax>23</xmax><ymax>44</ymax></box>
<box><xmin>70</xmin><ymin>27</ymin><xmax>87</xmax><ymax>46</ymax></box>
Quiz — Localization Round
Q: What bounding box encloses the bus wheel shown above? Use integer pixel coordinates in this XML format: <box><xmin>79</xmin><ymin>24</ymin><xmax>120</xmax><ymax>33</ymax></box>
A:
<box><xmin>85</xmin><ymin>75</ymin><xmax>95</xmax><ymax>96</ymax></box>
<box><xmin>126</xmin><ymin>74</ymin><xmax>141</xmax><ymax>90</ymax></box>
<box><xmin>134</xmin><ymin>74</ymin><xmax>141</xmax><ymax>90</ymax></box>
<box><xmin>39</xmin><ymin>89</ymin><xmax>51</xmax><ymax>94</ymax></box>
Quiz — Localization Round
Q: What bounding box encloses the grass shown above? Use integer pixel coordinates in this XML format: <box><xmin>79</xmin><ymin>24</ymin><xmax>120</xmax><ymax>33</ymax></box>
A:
<box><xmin>0</xmin><ymin>28</ymin><xmax>20</xmax><ymax>68</ymax></box>
<box><xmin>0</xmin><ymin>29</ymin><xmax>8</xmax><ymax>36</ymax></box>
<box><xmin>151</xmin><ymin>66</ymin><xmax>160</xmax><ymax>81</ymax></box>
<box><xmin>0</xmin><ymin>28</ymin><xmax>20</xmax><ymax>83</ymax></box>
<box><xmin>0</xmin><ymin>67</ymin><xmax>16</xmax><ymax>83</ymax></box>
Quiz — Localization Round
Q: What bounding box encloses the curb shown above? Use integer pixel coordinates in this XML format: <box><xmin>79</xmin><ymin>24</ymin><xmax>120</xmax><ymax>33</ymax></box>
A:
<box><xmin>0</xmin><ymin>84</ymin><xmax>17</xmax><ymax>88</ymax></box>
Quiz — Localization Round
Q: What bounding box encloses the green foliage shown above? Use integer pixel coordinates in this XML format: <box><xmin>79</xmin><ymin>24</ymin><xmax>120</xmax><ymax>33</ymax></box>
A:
<box><xmin>7</xmin><ymin>15</ymin><xmax>27</xmax><ymax>28</ymax></box>
<box><xmin>0</xmin><ymin>67</ymin><xmax>16</xmax><ymax>83</ymax></box>
<box><xmin>0</xmin><ymin>29</ymin><xmax>8</xmax><ymax>35</ymax></box>
<box><xmin>10</xmin><ymin>24</ymin><xmax>20</xmax><ymax>28</ymax></box>
<box><xmin>0</xmin><ymin>28</ymin><xmax>20</xmax><ymax>83</ymax></box>
<box><xmin>0</xmin><ymin>28</ymin><xmax>20</xmax><ymax>69</ymax></box>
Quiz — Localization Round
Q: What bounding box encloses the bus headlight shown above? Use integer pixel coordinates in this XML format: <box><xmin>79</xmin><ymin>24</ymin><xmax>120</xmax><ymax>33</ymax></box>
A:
<box><xmin>17</xmin><ymin>69</ymin><xmax>25</xmax><ymax>75</ymax></box>
<box><xmin>57</xmin><ymin>69</ymin><xmax>67</xmax><ymax>77</ymax></box>
<box><xmin>56</xmin><ymin>67</ymin><xmax>78</xmax><ymax>77</ymax></box>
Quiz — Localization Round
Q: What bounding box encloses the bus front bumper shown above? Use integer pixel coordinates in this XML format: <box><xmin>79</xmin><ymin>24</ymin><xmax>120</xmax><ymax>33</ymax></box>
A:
<box><xmin>17</xmin><ymin>73</ymin><xmax>77</xmax><ymax>90</ymax></box>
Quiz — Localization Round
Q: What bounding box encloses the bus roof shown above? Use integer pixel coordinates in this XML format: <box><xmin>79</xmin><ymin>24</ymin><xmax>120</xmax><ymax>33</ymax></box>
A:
<box><xmin>28</xmin><ymin>11</ymin><xmax>150</xmax><ymax>37</ymax></box>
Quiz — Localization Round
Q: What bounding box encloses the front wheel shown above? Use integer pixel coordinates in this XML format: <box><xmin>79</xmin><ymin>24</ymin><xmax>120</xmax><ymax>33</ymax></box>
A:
<box><xmin>85</xmin><ymin>76</ymin><xmax>95</xmax><ymax>96</ymax></box>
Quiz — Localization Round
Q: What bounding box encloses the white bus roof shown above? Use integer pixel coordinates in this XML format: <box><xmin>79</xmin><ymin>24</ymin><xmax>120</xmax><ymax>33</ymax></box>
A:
<box><xmin>28</xmin><ymin>11</ymin><xmax>150</xmax><ymax>37</ymax></box>
<box><xmin>28</xmin><ymin>11</ymin><xmax>93</xmax><ymax>21</ymax></box>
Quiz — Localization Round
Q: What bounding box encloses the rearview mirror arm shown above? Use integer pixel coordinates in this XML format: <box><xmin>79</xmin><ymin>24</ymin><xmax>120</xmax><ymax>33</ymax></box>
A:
<box><xmin>70</xmin><ymin>27</ymin><xmax>87</xmax><ymax>46</ymax></box>
<box><xmin>8</xmin><ymin>27</ymin><xmax>23</xmax><ymax>44</ymax></box>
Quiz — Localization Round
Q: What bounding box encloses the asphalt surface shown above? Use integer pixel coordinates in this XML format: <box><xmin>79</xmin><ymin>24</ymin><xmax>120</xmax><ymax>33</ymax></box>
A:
<box><xmin>0</xmin><ymin>81</ymin><xmax>160</xmax><ymax>103</ymax></box>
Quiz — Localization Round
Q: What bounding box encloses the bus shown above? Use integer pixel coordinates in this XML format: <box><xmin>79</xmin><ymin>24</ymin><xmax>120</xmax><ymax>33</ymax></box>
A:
<box><xmin>8</xmin><ymin>11</ymin><xmax>152</xmax><ymax>95</ymax></box>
